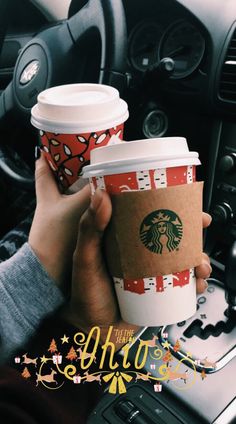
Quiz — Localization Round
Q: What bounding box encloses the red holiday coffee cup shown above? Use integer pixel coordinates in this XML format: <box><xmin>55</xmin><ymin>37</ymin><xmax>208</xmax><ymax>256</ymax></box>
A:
<box><xmin>83</xmin><ymin>137</ymin><xmax>203</xmax><ymax>326</ymax></box>
<box><xmin>31</xmin><ymin>84</ymin><xmax>129</xmax><ymax>189</ymax></box>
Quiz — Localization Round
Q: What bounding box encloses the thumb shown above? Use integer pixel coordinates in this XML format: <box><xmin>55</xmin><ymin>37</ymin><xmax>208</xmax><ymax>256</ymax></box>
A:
<box><xmin>71</xmin><ymin>189</ymin><xmax>117</xmax><ymax>326</ymax></box>
<box><xmin>74</xmin><ymin>189</ymin><xmax>112</xmax><ymax>268</ymax></box>
<box><xmin>66</xmin><ymin>184</ymin><xmax>91</xmax><ymax>217</ymax></box>
<box><xmin>202</xmin><ymin>212</ymin><xmax>212</xmax><ymax>228</ymax></box>
<box><xmin>35</xmin><ymin>148</ymin><xmax>59</xmax><ymax>202</ymax></box>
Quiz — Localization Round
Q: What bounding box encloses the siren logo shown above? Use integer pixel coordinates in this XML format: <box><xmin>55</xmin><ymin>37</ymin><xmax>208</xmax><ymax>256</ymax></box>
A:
<box><xmin>140</xmin><ymin>209</ymin><xmax>183</xmax><ymax>254</ymax></box>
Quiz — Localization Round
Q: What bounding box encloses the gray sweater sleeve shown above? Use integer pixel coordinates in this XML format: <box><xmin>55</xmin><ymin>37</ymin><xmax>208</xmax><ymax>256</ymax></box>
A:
<box><xmin>0</xmin><ymin>243</ymin><xmax>64</xmax><ymax>363</ymax></box>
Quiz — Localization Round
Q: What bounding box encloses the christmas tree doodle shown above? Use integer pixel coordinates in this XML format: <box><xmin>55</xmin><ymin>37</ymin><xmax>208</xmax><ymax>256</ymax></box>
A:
<box><xmin>48</xmin><ymin>338</ymin><xmax>58</xmax><ymax>354</ymax></box>
<box><xmin>201</xmin><ymin>369</ymin><xmax>207</xmax><ymax>380</ymax></box>
<box><xmin>66</xmin><ymin>346</ymin><xmax>78</xmax><ymax>362</ymax></box>
<box><xmin>173</xmin><ymin>340</ymin><xmax>181</xmax><ymax>352</ymax></box>
<box><xmin>163</xmin><ymin>350</ymin><xmax>173</xmax><ymax>365</ymax></box>
<box><xmin>22</xmin><ymin>367</ymin><xmax>31</xmax><ymax>379</ymax></box>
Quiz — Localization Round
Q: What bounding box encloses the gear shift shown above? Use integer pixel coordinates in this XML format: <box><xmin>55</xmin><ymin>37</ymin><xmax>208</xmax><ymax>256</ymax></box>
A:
<box><xmin>225</xmin><ymin>241</ymin><xmax>236</xmax><ymax>312</ymax></box>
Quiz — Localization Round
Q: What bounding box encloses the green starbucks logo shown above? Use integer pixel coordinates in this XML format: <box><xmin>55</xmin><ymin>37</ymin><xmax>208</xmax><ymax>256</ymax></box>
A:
<box><xmin>140</xmin><ymin>209</ymin><xmax>183</xmax><ymax>254</ymax></box>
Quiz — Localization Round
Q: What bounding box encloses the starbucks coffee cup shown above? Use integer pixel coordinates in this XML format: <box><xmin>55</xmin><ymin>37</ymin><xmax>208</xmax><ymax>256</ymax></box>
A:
<box><xmin>31</xmin><ymin>83</ymin><xmax>129</xmax><ymax>189</ymax></box>
<box><xmin>83</xmin><ymin>137</ymin><xmax>203</xmax><ymax>326</ymax></box>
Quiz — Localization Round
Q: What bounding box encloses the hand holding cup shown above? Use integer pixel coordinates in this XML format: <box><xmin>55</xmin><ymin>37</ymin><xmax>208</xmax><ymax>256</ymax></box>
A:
<box><xmin>66</xmin><ymin>189</ymin><xmax>212</xmax><ymax>349</ymax></box>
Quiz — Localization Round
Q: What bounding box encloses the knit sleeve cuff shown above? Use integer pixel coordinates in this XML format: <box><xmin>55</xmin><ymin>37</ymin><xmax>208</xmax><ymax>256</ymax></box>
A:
<box><xmin>0</xmin><ymin>243</ymin><xmax>64</xmax><ymax>362</ymax></box>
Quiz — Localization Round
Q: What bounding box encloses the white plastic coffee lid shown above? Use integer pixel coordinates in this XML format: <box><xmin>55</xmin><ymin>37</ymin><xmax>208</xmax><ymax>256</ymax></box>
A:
<box><xmin>31</xmin><ymin>83</ymin><xmax>129</xmax><ymax>133</ymax></box>
<box><xmin>83</xmin><ymin>136</ymin><xmax>200</xmax><ymax>177</ymax></box>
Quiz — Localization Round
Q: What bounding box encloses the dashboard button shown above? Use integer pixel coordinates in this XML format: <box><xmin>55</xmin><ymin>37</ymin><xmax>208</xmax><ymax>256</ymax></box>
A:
<box><xmin>207</xmin><ymin>286</ymin><xmax>215</xmax><ymax>293</ymax></box>
<box><xmin>198</xmin><ymin>296</ymin><xmax>206</xmax><ymax>304</ymax></box>
<box><xmin>211</xmin><ymin>203</ymin><xmax>233</xmax><ymax>224</ymax></box>
<box><xmin>219</xmin><ymin>153</ymin><xmax>236</xmax><ymax>173</ymax></box>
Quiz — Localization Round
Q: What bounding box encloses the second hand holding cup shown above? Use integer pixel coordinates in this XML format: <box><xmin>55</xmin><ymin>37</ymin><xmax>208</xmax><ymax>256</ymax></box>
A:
<box><xmin>31</xmin><ymin>83</ymin><xmax>129</xmax><ymax>190</ymax></box>
<box><xmin>83</xmin><ymin>137</ymin><xmax>203</xmax><ymax>326</ymax></box>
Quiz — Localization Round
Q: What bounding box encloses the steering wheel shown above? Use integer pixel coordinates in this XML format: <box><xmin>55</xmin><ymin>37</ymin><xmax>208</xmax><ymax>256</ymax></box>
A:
<box><xmin>0</xmin><ymin>0</ymin><xmax>127</xmax><ymax>189</ymax></box>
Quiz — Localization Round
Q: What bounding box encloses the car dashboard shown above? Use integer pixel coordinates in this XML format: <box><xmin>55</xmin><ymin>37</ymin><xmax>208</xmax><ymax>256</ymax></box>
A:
<box><xmin>124</xmin><ymin>0</ymin><xmax>236</xmax><ymax>112</ymax></box>
<box><xmin>121</xmin><ymin>0</ymin><xmax>236</xmax><ymax>258</ymax></box>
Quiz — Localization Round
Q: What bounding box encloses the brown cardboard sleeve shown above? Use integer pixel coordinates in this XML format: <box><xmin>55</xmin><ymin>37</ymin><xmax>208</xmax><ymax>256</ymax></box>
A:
<box><xmin>105</xmin><ymin>182</ymin><xmax>203</xmax><ymax>279</ymax></box>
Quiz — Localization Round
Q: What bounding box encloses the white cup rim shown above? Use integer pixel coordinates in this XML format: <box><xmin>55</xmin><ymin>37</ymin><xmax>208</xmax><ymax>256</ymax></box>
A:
<box><xmin>31</xmin><ymin>83</ymin><xmax>129</xmax><ymax>133</ymax></box>
<box><xmin>31</xmin><ymin>107</ymin><xmax>129</xmax><ymax>134</ymax></box>
<box><xmin>83</xmin><ymin>153</ymin><xmax>200</xmax><ymax>177</ymax></box>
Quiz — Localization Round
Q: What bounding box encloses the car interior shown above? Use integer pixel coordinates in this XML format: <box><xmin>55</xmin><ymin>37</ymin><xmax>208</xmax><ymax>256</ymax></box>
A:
<box><xmin>0</xmin><ymin>0</ymin><xmax>235</xmax><ymax>423</ymax></box>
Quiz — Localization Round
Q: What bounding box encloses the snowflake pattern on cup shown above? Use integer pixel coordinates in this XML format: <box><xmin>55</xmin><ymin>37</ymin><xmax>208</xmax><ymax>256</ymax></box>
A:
<box><xmin>91</xmin><ymin>165</ymin><xmax>196</xmax><ymax>295</ymax></box>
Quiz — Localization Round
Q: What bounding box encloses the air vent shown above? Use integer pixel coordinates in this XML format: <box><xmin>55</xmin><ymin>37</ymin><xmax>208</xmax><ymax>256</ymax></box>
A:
<box><xmin>219</xmin><ymin>28</ymin><xmax>236</xmax><ymax>102</ymax></box>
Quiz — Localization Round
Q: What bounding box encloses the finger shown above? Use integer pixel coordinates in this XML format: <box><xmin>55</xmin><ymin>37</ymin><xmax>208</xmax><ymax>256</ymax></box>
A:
<box><xmin>64</xmin><ymin>184</ymin><xmax>91</xmax><ymax>216</ymax></box>
<box><xmin>75</xmin><ymin>189</ymin><xmax>112</xmax><ymax>266</ymax></box>
<box><xmin>195</xmin><ymin>260</ymin><xmax>212</xmax><ymax>279</ymax></box>
<box><xmin>196</xmin><ymin>278</ymin><xmax>208</xmax><ymax>294</ymax></box>
<box><xmin>202</xmin><ymin>212</ymin><xmax>212</xmax><ymax>229</ymax></box>
<box><xmin>90</xmin><ymin>189</ymin><xmax>113</xmax><ymax>232</ymax></box>
<box><xmin>72</xmin><ymin>189</ymin><xmax>117</xmax><ymax>324</ymax></box>
<box><xmin>202</xmin><ymin>252</ymin><xmax>210</xmax><ymax>264</ymax></box>
<box><xmin>35</xmin><ymin>150</ymin><xmax>59</xmax><ymax>202</ymax></box>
